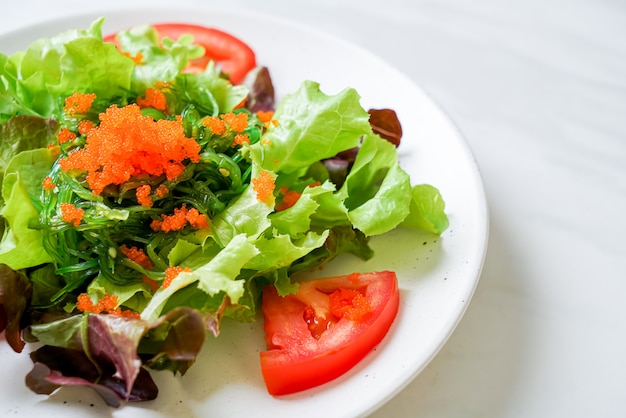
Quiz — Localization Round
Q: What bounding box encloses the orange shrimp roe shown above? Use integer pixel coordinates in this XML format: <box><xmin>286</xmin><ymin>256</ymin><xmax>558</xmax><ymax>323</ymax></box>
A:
<box><xmin>162</xmin><ymin>266</ymin><xmax>192</xmax><ymax>289</ymax></box>
<box><xmin>57</xmin><ymin>128</ymin><xmax>77</xmax><ymax>144</ymax></box>
<box><xmin>60</xmin><ymin>203</ymin><xmax>84</xmax><ymax>227</ymax></box>
<box><xmin>275</xmin><ymin>186</ymin><xmax>302</xmax><ymax>211</ymax></box>
<box><xmin>119</xmin><ymin>244</ymin><xmax>154</xmax><ymax>270</ymax></box>
<box><xmin>150</xmin><ymin>204</ymin><xmax>210</xmax><ymax>232</ymax></box>
<box><xmin>155</xmin><ymin>184</ymin><xmax>169</xmax><ymax>198</ymax></box>
<box><xmin>137</xmin><ymin>87</ymin><xmax>167</xmax><ymax>111</ymax></box>
<box><xmin>64</xmin><ymin>92</ymin><xmax>96</xmax><ymax>116</ymax></box>
<box><xmin>328</xmin><ymin>287</ymin><xmax>371</xmax><ymax>321</ymax></box>
<box><xmin>136</xmin><ymin>184</ymin><xmax>153</xmax><ymax>207</ymax></box>
<box><xmin>59</xmin><ymin>104</ymin><xmax>200</xmax><ymax>195</ymax></box>
<box><xmin>252</xmin><ymin>170</ymin><xmax>275</xmax><ymax>204</ymax></box>
<box><xmin>77</xmin><ymin>119</ymin><xmax>95</xmax><ymax>135</ymax></box>
<box><xmin>76</xmin><ymin>293</ymin><xmax>140</xmax><ymax>318</ymax></box>
<box><xmin>202</xmin><ymin>116</ymin><xmax>226</xmax><ymax>136</ymax></box>
<box><xmin>123</xmin><ymin>51</ymin><xmax>144</xmax><ymax>64</ymax></box>
<box><xmin>232</xmin><ymin>133</ymin><xmax>250</xmax><ymax>147</ymax></box>
<box><xmin>185</xmin><ymin>207</ymin><xmax>210</xmax><ymax>229</ymax></box>
<box><xmin>42</xmin><ymin>176</ymin><xmax>56</xmax><ymax>191</ymax></box>
<box><xmin>222</xmin><ymin>112</ymin><xmax>248</xmax><ymax>133</ymax></box>
<box><xmin>256</xmin><ymin>110</ymin><xmax>274</xmax><ymax>123</ymax></box>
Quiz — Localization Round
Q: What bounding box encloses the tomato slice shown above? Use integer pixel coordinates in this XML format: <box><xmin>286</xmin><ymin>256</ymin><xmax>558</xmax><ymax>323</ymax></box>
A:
<box><xmin>260</xmin><ymin>271</ymin><xmax>400</xmax><ymax>396</ymax></box>
<box><xmin>104</xmin><ymin>23</ymin><xmax>256</xmax><ymax>84</ymax></box>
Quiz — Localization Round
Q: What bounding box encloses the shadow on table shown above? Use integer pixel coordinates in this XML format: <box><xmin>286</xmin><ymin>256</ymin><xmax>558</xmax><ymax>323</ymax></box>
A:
<box><xmin>372</xmin><ymin>214</ymin><xmax>529</xmax><ymax>417</ymax></box>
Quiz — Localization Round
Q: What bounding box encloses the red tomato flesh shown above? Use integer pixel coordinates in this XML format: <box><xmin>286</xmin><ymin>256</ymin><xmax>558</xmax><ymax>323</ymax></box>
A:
<box><xmin>104</xmin><ymin>23</ymin><xmax>256</xmax><ymax>84</ymax></box>
<box><xmin>260</xmin><ymin>271</ymin><xmax>400</xmax><ymax>396</ymax></box>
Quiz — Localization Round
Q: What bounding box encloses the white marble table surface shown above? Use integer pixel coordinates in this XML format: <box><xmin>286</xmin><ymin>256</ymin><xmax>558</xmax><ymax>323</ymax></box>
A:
<box><xmin>2</xmin><ymin>0</ymin><xmax>625</xmax><ymax>417</ymax></box>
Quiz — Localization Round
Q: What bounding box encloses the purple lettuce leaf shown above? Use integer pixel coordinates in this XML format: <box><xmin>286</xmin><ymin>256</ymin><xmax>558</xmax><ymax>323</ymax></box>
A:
<box><xmin>87</xmin><ymin>314</ymin><xmax>148</xmax><ymax>397</ymax></box>
<box><xmin>0</xmin><ymin>264</ymin><xmax>32</xmax><ymax>352</ymax></box>
<box><xmin>24</xmin><ymin>306</ymin><xmax>215</xmax><ymax>406</ymax></box>
<box><xmin>142</xmin><ymin>307</ymin><xmax>208</xmax><ymax>375</ymax></box>
<box><xmin>245</xmin><ymin>66</ymin><xmax>275</xmax><ymax>113</ymax></box>
<box><xmin>368</xmin><ymin>108</ymin><xmax>403</xmax><ymax>147</ymax></box>
<box><xmin>26</xmin><ymin>345</ymin><xmax>158</xmax><ymax>407</ymax></box>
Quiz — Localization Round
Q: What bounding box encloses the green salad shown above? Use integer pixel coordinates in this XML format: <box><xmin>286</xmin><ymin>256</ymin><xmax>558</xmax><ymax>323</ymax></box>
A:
<box><xmin>0</xmin><ymin>18</ymin><xmax>448</xmax><ymax>406</ymax></box>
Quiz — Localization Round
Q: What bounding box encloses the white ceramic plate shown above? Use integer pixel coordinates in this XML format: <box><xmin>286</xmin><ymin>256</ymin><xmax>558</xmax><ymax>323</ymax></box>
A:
<box><xmin>0</xmin><ymin>7</ymin><xmax>488</xmax><ymax>418</ymax></box>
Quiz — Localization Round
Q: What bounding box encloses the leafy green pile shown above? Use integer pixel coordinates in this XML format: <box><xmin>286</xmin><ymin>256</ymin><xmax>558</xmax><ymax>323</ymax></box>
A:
<box><xmin>0</xmin><ymin>18</ymin><xmax>448</xmax><ymax>406</ymax></box>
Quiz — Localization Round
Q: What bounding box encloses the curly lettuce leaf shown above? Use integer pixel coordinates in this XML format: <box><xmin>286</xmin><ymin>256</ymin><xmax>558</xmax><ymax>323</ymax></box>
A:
<box><xmin>247</xmin><ymin>81</ymin><xmax>370</xmax><ymax>173</ymax></box>
<box><xmin>0</xmin><ymin>116</ymin><xmax>58</xmax><ymax>194</ymax></box>
<box><xmin>141</xmin><ymin>234</ymin><xmax>258</xmax><ymax>322</ymax></box>
<box><xmin>1</xmin><ymin>18</ymin><xmax>133</xmax><ymax>119</ymax></box>
<box><xmin>402</xmin><ymin>184</ymin><xmax>450</xmax><ymax>235</ymax></box>
<box><xmin>0</xmin><ymin>18</ymin><xmax>244</xmax><ymax>123</ymax></box>
<box><xmin>244</xmin><ymin>230</ymin><xmax>329</xmax><ymax>272</ymax></box>
<box><xmin>211</xmin><ymin>184</ymin><xmax>273</xmax><ymax>246</ymax></box>
<box><xmin>168</xmin><ymin>65</ymin><xmax>249</xmax><ymax>115</ymax></box>
<box><xmin>0</xmin><ymin>178</ymin><xmax>52</xmax><ymax>269</ymax></box>
<box><xmin>112</xmin><ymin>24</ymin><xmax>203</xmax><ymax>93</ymax></box>
<box><xmin>0</xmin><ymin>147</ymin><xmax>58</xmax><ymax>269</ymax></box>
<box><xmin>337</xmin><ymin>133</ymin><xmax>412</xmax><ymax>235</ymax></box>
<box><xmin>114</xmin><ymin>25</ymin><xmax>247</xmax><ymax>115</ymax></box>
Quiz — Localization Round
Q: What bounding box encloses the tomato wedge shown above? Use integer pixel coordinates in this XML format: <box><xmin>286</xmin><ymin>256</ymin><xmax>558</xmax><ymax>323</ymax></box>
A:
<box><xmin>104</xmin><ymin>23</ymin><xmax>256</xmax><ymax>84</ymax></box>
<box><xmin>260</xmin><ymin>271</ymin><xmax>400</xmax><ymax>396</ymax></box>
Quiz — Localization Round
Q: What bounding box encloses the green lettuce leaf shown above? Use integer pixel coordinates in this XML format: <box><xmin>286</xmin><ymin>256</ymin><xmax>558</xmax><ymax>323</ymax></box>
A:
<box><xmin>167</xmin><ymin>65</ymin><xmax>249</xmax><ymax>116</ymax></box>
<box><xmin>141</xmin><ymin>234</ymin><xmax>259</xmax><ymax>322</ymax></box>
<box><xmin>211</xmin><ymin>184</ymin><xmax>273</xmax><ymax>246</ymax></box>
<box><xmin>0</xmin><ymin>116</ymin><xmax>58</xmax><ymax>196</ymax></box>
<box><xmin>2</xmin><ymin>18</ymin><xmax>133</xmax><ymax>119</ymax></box>
<box><xmin>0</xmin><ymin>176</ymin><xmax>52</xmax><ymax>269</ymax></box>
<box><xmin>402</xmin><ymin>184</ymin><xmax>450</xmax><ymax>235</ymax></box>
<box><xmin>245</xmin><ymin>230</ymin><xmax>329</xmax><ymax>271</ymax></box>
<box><xmin>335</xmin><ymin>133</ymin><xmax>412</xmax><ymax>236</ymax></box>
<box><xmin>113</xmin><ymin>24</ymin><xmax>203</xmax><ymax>93</ymax></box>
<box><xmin>247</xmin><ymin>81</ymin><xmax>370</xmax><ymax>173</ymax></box>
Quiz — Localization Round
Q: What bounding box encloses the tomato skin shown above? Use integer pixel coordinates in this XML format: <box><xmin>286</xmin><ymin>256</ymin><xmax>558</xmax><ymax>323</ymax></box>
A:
<box><xmin>260</xmin><ymin>271</ymin><xmax>400</xmax><ymax>396</ymax></box>
<box><xmin>104</xmin><ymin>23</ymin><xmax>256</xmax><ymax>84</ymax></box>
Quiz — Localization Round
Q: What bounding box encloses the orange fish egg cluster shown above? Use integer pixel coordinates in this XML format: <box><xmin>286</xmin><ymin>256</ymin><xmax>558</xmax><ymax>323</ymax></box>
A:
<box><xmin>42</xmin><ymin>176</ymin><xmax>55</xmax><ymax>191</ymax></box>
<box><xmin>60</xmin><ymin>203</ymin><xmax>84</xmax><ymax>227</ymax></box>
<box><xmin>155</xmin><ymin>184</ymin><xmax>169</xmax><ymax>198</ymax></box>
<box><xmin>252</xmin><ymin>171</ymin><xmax>275</xmax><ymax>204</ymax></box>
<box><xmin>57</xmin><ymin>128</ymin><xmax>77</xmax><ymax>144</ymax></box>
<box><xmin>275</xmin><ymin>186</ymin><xmax>302</xmax><ymax>212</ymax></box>
<box><xmin>150</xmin><ymin>204</ymin><xmax>210</xmax><ymax>232</ymax></box>
<box><xmin>201</xmin><ymin>111</ymin><xmax>249</xmax><ymax>138</ymax></box>
<box><xmin>135</xmin><ymin>184</ymin><xmax>153</xmax><ymax>207</ymax></box>
<box><xmin>76</xmin><ymin>293</ymin><xmax>140</xmax><ymax>318</ymax></box>
<box><xmin>221</xmin><ymin>112</ymin><xmax>248</xmax><ymax>133</ymax></box>
<box><xmin>232</xmin><ymin>133</ymin><xmax>250</xmax><ymax>147</ymax></box>
<box><xmin>119</xmin><ymin>244</ymin><xmax>154</xmax><ymax>270</ymax></box>
<box><xmin>59</xmin><ymin>104</ymin><xmax>201</xmax><ymax>195</ymax></box>
<box><xmin>328</xmin><ymin>288</ymin><xmax>371</xmax><ymax>321</ymax></box>
<box><xmin>202</xmin><ymin>116</ymin><xmax>226</xmax><ymax>135</ymax></box>
<box><xmin>256</xmin><ymin>110</ymin><xmax>274</xmax><ymax>123</ymax></box>
<box><xmin>64</xmin><ymin>92</ymin><xmax>96</xmax><ymax>116</ymax></box>
<box><xmin>163</xmin><ymin>266</ymin><xmax>192</xmax><ymax>289</ymax></box>
<box><xmin>137</xmin><ymin>87</ymin><xmax>167</xmax><ymax>111</ymax></box>
<box><xmin>77</xmin><ymin>119</ymin><xmax>95</xmax><ymax>135</ymax></box>
<box><xmin>122</xmin><ymin>51</ymin><xmax>144</xmax><ymax>64</ymax></box>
